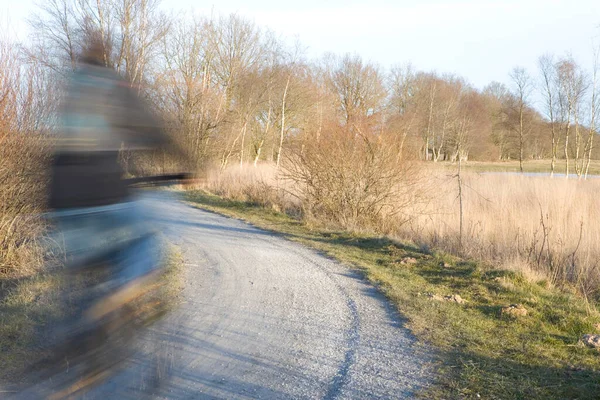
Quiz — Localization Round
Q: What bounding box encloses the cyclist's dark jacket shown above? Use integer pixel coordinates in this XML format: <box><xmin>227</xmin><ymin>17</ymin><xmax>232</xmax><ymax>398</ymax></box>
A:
<box><xmin>49</xmin><ymin>63</ymin><xmax>170</xmax><ymax>209</ymax></box>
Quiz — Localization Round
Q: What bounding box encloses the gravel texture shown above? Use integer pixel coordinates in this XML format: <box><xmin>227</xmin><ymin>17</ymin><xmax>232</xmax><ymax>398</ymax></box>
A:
<box><xmin>20</xmin><ymin>193</ymin><xmax>432</xmax><ymax>399</ymax></box>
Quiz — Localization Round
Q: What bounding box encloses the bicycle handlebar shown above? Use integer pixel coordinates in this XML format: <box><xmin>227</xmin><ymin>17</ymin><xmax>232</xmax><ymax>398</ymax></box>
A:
<box><xmin>125</xmin><ymin>173</ymin><xmax>194</xmax><ymax>187</ymax></box>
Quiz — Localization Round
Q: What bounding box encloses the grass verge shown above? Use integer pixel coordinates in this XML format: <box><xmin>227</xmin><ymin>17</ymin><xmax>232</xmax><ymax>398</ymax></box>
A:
<box><xmin>185</xmin><ymin>190</ymin><xmax>600</xmax><ymax>400</ymax></box>
<box><xmin>0</xmin><ymin>273</ymin><xmax>66</xmax><ymax>386</ymax></box>
<box><xmin>0</xmin><ymin>243</ymin><xmax>184</xmax><ymax>389</ymax></box>
<box><xmin>155</xmin><ymin>245</ymin><xmax>185</xmax><ymax>315</ymax></box>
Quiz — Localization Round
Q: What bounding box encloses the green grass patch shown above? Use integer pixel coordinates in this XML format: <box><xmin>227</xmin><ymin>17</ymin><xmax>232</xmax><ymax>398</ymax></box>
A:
<box><xmin>157</xmin><ymin>245</ymin><xmax>185</xmax><ymax>313</ymax></box>
<box><xmin>0</xmin><ymin>273</ymin><xmax>66</xmax><ymax>385</ymax></box>
<box><xmin>0</xmin><ymin>244</ymin><xmax>184</xmax><ymax>388</ymax></box>
<box><xmin>185</xmin><ymin>190</ymin><xmax>600</xmax><ymax>400</ymax></box>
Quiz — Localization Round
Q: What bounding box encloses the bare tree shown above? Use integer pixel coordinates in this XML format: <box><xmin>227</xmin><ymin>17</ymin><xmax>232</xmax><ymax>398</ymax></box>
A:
<box><xmin>388</xmin><ymin>63</ymin><xmax>418</xmax><ymax>158</ymax></box>
<box><xmin>274</xmin><ymin>42</ymin><xmax>305</xmax><ymax>169</ymax></box>
<box><xmin>27</xmin><ymin>0</ymin><xmax>81</xmax><ymax>72</ymax></box>
<box><xmin>158</xmin><ymin>16</ymin><xmax>220</xmax><ymax>168</ymax></box>
<box><xmin>208</xmin><ymin>14</ymin><xmax>263</xmax><ymax>109</ymax></box>
<box><xmin>433</xmin><ymin>77</ymin><xmax>463</xmax><ymax>162</ymax></box>
<box><xmin>509</xmin><ymin>67</ymin><xmax>533</xmax><ymax>172</ymax></box>
<box><xmin>111</xmin><ymin>0</ymin><xmax>171</xmax><ymax>86</ymax></box>
<box><xmin>484</xmin><ymin>81</ymin><xmax>511</xmax><ymax>160</ymax></box>
<box><xmin>326</xmin><ymin>54</ymin><xmax>387</xmax><ymax>128</ymax></box>
<box><xmin>555</xmin><ymin>57</ymin><xmax>586</xmax><ymax>177</ymax></box>
<box><xmin>422</xmin><ymin>76</ymin><xmax>436</xmax><ymax>161</ymax></box>
<box><xmin>539</xmin><ymin>54</ymin><xmax>560</xmax><ymax>176</ymax></box>
<box><xmin>584</xmin><ymin>45</ymin><xmax>600</xmax><ymax>179</ymax></box>
<box><xmin>407</xmin><ymin>73</ymin><xmax>470</xmax><ymax>162</ymax></box>
<box><xmin>28</xmin><ymin>0</ymin><xmax>169</xmax><ymax>86</ymax></box>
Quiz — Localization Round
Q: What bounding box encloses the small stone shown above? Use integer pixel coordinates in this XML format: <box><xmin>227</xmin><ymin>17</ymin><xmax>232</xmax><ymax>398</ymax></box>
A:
<box><xmin>428</xmin><ymin>294</ymin><xmax>445</xmax><ymax>301</ymax></box>
<box><xmin>445</xmin><ymin>294</ymin><xmax>466</xmax><ymax>304</ymax></box>
<box><xmin>582</xmin><ymin>334</ymin><xmax>600</xmax><ymax>349</ymax></box>
<box><xmin>501</xmin><ymin>304</ymin><xmax>528</xmax><ymax>317</ymax></box>
<box><xmin>428</xmin><ymin>293</ymin><xmax>465</xmax><ymax>304</ymax></box>
<box><xmin>400</xmin><ymin>257</ymin><xmax>418</xmax><ymax>265</ymax></box>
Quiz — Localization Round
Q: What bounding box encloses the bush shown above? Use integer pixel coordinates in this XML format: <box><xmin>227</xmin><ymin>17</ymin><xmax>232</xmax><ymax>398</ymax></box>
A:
<box><xmin>0</xmin><ymin>133</ymin><xmax>49</xmax><ymax>277</ymax></box>
<box><xmin>282</xmin><ymin>126</ymin><xmax>425</xmax><ymax>231</ymax></box>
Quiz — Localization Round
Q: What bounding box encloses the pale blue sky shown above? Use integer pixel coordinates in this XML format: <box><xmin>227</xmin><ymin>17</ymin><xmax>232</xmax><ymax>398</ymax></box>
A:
<box><xmin>2</xmin><ymin>0</ymin><xmax>600</xmax><ymax>93</ymax></box>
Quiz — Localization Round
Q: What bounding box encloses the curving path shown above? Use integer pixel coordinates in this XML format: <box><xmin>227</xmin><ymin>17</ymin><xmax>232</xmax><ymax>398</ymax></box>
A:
<box><xmin>72</xmin><ymin>193</ymin><xmax>430</xmax><ymax>399</ymax></box>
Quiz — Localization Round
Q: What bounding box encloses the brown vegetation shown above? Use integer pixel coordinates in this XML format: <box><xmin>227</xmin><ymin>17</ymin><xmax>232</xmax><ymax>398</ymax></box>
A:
<box><xmin>203</xmin><ymin>164</ymin><xmax>600</xmax><ymax>302</ymax></box>
<box><xmin>0</xmin><ymin>38</ymin><xmax>53</xmax><ymax>277</ymax></box>
<box><xmin>186</xmin><ymin>190</ymin><xmax>600</xmax><ymax>400</ymax></box>
<box><xmin>2</xmin><ymin>1</ymin><xmax>600</xmax><ymax>397</ymax></box>
<box><xmin>400</xmin><ymin>170</ymin><xmax>600</xmax><ymax>299</ymax></box>
<box><xmin>3</xmin><ymin>0</ymin><xmax>600</xmax><ymax>294</ymax></box>
<box><xmin>282</xmin><ymin>124</ymin><xmax>426</xmax><ymax>230</ymax></box>
<box><xmin>19</xmin><ymin>0</ymin><xmax>600</xmax><ymax>177</ymax></box>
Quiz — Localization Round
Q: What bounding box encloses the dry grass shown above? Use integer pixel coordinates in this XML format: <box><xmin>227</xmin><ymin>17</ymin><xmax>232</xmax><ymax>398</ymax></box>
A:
<box><xmin>202</xmin><ymin>163</ymin><xmax>600</xmax><ymax>299</ymax></box>
<box><xmin>400</xmin><ymin>168</ymin><xmax>600</xmax><ymax>298</ymax></box>
<box><xmin>0</xmin><ymin>37</ymin><xmax>51</xmax><ymax>279</ymax></box>
<box><xmin>451</xmin><ymin>159</ymin><xmax>600</xmax><ymax>176</ymax></box>
<box><xmin>185</xmin><ymin>190</ymin><xmax>600</xmax><ymax>400</ymax></box>
<box><xmin>281</xmin><ymin>130</ymin><xmax>427</xmax><ymax>230</ymax></box>
<box><xmin>202</xmin><ymin>164</ymin><xmax>300</xmax><ymax>214</ymax></box>
<box><xmin>0</xmin><ymin>272</ymin><xmax>66</xmax><ymax>384</ymax></box>
<box><xmin>0</xmin><ymin>134</ymin><xmax>49</xmax><ymax>278</ymax></box>
<box><xmin>0</xmin><ymin>244</ymin><xmax>184</xmax><ymax>386</ymax></box>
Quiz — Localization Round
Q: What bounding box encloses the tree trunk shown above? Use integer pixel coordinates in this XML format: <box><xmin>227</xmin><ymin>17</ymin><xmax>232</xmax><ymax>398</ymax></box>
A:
<box><xmin>457</xmin><ymin>150</ymin><xmax>464</xmax><ymax>251</ymax></box>
<box><xmin>551</xmin><ymin>127</ymin><xmax>557</xmax><ymax>177</ymax></box>
<box><xmin>519</xmin><ymin>101</ymin><xmax>524</xmax><ymax>173</ymax></box>
<box><xmin>276</xmin><ymin>75</ymin><xmax>291</xmax><ymax>169</ymax></box>
<box><xmin>575</xmin><ymin>116</ymin><xmax>583</xmax><ymax>177</ymax></box>
<box><xmin>565</xmin><ymin>119</ymin><xmax>571</xmax><ymax>178</ymax></box>
<box><xmin>240</xmin><ymin>121</ymin><xmax>247</xmax><ymax>168</ymax></box>
<box><xmin>254</xmin><ymin>139</ymin><xmax>264</xmax><ymax>167</ymax></box>
<box><xmin>424</xmin><ymin>84</ymin><xmax>435</xmax><ymax>161</ymax></box>
<box><xmin>585</xmin><ymin>50</ymin><xmax>599</xmax><ymax>179</ymax></box>
<box><xmin>256</xmin><ymin>102</ymin><xmax>272</xmax><ymax>167</ymax></box>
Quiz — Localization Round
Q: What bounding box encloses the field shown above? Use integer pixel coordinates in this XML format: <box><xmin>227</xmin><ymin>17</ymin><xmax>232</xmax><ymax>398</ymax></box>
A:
<box><xmin>190</xmin><ymin>160</ymin><xmax>600</xmax><ymax>398</ymax></box>
<box><xmin>186</xmin><ymin>190</ymin><xmax>600</xmax><ymax>399</ymax></box>
<box><xmin>451</xmin><ymin>159</ymin><xmax>600</xmax><ymax>176</ymax></box>
<box><xmin>3</xmin><ymin>0</ymin><xmax>600</xmax><ymax>397</ymax></box>
<box><xmin>203</xmin><ymin>161</ymin><xmax>600</xmax><ymax>297</ymax></box>
<box><xmin>399</xmin><ymin>165</ymin><xmax>600</xmax><ymax>298</ymax></box>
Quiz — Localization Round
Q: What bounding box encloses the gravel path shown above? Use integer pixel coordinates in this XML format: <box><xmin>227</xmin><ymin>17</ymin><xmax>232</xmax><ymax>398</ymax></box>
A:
<box><xmin>24</xmin><ymin>193</ymin><xmax>432</xmax><ymax>399</ymax></box>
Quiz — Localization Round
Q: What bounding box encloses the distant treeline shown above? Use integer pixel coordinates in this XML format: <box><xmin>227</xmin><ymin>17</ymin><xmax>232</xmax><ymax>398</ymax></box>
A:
<box><xmin>4</xmin><ymin>0</ymin><xmax>600</xmax><ymax>178</ymax></box>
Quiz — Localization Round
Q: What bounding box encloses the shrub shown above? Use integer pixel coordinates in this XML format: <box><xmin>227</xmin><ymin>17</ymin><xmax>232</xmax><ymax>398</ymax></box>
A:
<box><xmin>282</xmin><ymin>126</ymin><xmax>426</xmax><ymax>231</ymax></box>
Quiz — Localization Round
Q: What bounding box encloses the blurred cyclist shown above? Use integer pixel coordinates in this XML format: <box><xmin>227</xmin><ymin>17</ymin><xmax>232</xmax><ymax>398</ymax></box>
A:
<box><xmin>49</xmin><ymin>32</ymin><xmax>187</xmax><ymax>327</ymax></box>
